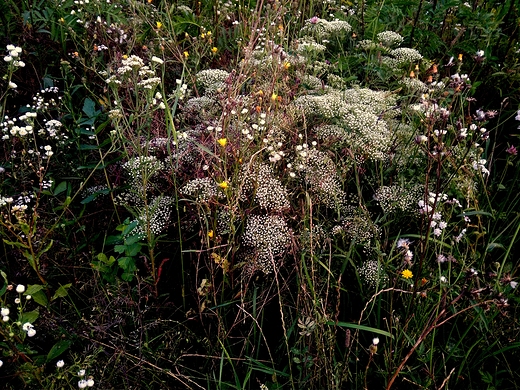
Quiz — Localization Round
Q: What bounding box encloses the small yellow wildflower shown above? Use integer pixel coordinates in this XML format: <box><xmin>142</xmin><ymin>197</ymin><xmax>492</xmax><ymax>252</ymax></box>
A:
<box><xmin>183</xmin><ymin>51</ymin><xmax>189</xmax><ymax>58</ymax></box>
<box><xmin>211</xmin><ymin>47</ymin><xmax>218</xmax><ymax>54</ymax></box>
<box><xmin>217</xmin><ymin>138</ymin><xmax>227</xmax><ymax>147</ymax></box>
<box><xmin>458</xmin><ymin>53</ymin><xmax>463</xmax><ymax>61</ymax></box>
<box><xmin>156</xmin><ymin>21</ymin><xmax>163</xmax><ymax>29</ymax></box>
<box><xmin>409</xmin><ymin>70</ymin><xmax>415</xmax><ymax>78</ymax></box>
<box><xmin>283</xmin><ymin>62</ymin><xmax>291</xmax><ymax>70</ymax></box>
<box><xmin>122</xmin><ymin>54</ymin><xmax>128</xmax><ymax>59</ymax></box>
<box><xmin>147</xmin><ymin>0</ymin><xmax>153</xmax><ymax>3</ymax></box>
<box><xmin>271</xmin><ymin>92</ymin><xmax>278</xmax><ymax>101</ymax></box>
<box><xmin>401</xmin><ymin>269</ymin><xmax>413</xmax><ymax>279</ymax></box>
<box><xmin>207</xmin><ymin>31</ymin><xmax>212</xmax><ymax>36</ymax></box>
<box><xmin>59</xmin><ymin>17</ymin><xmax>65</xmax><ymax>23</ymax></box>
<box><xmin>201</xmin><ymin>33</ymin><xmax>206</xmax><ymax>39</ymax></box>
<box><xmin>218</xmin><ymin>181</ymin><xmax>228</xmax><ymax>189</ymax></box>
<box><xmin>208</xmin><ymin>230</ymin><xmax>214</xmax><ymax>238</ymax></box>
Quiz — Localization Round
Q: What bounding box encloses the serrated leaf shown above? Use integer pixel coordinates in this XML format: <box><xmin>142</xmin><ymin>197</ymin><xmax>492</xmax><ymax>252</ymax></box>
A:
<box><xmin>114</xmin><ymin>245</ymin><xmax>126</xmax><ymax>254</ymax></box>
<box><xmin>118</xmin><ymin>256</ymin><xmax>136</xmax><ymax>272</ymax></box>
<box><xmin>125</xmin><ymin>242</ymin><xmax>142</xmax><ymax>257</ymax></box>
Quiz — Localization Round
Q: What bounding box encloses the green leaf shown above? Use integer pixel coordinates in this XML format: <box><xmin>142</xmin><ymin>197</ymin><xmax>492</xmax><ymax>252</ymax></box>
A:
<box><xmin>46</xmin><ymin>340</ymin><xmax>72</xmax><ymax>362</ymax></box>
<box><xmin>53</xmin><ymin>181</ymin><xmax>68</xmax><ymax>196</ymax></box>
<box><xmin>3</xmin><ymin>239</ymin><xmax>29</xmax><ymax>249</ymax></box>
<box><xmin>82</xmin><ymin>97</ymin><xmax>96</xmax><ymax>118</ymax></box>
<box><xmin>52</xmin><ymin>284</ymin><xmax>72</xmax><ymax>301</ymax></box>
<box><xmin>40</xmin><ymin>240</ymin><xmax>53</xmax><ymax>255</ymax></box>
<box><xmin>25</xmin><ymin>285</ymin><xmax>48</xmax><ymax>307</ymax></box>
<box><xmin>125</xmin><ymin>242</ymin><xmax>142</xmax><ymax>257</ymax></box>
<box><xmin>79</xmin><ymin>144</ymin><xmax>99</xmax><ymax>150</ymax></box>
<box><xmin>19</xmin><ymin>309</ymin><xmax>39</xmax><ymax>325</ymax></box>
<box><xmin>114</xmin><ymin>245</ymin><xmax>126</xmax><ymax>254</ymax></box>
<box><xmin>457</xmin><ymin>211</ymin><xmax>494</xmax><ymax>218</ymax></box>
<box><xmin>124</xmin><ymin>234</ymin><xmax>142</xmax><ymax>246</ymax></box>
<box><xmin>0</xmin><ymin>271</ymin><xmax>8</xmax><ymax>297</ymax></box>
<box><xmin>118</xmin><ymin>256</ymin><xmax>136</xmax><ymax>272</ymax></box>
<box><xmin>31</xmin><ymin>290</ymin><xmax>49</xmax><ymax>307</ymax></box>
<box><xmin>326</xmin><ymin>321</ymin><xmax>394</xmax><ymax>338</ymax></box>
<box><xmin>25</xmin><ymin>284</ymin><xmax>45</xmax><ymax>295</ymax></box>
<box><xmin>121</xmin><ymin>272</ymin><xmax>135</xmax><ymax>282</ymax></box>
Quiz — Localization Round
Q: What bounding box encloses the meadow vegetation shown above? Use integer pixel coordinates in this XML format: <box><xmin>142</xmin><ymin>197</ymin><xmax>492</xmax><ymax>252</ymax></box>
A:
<box><xmin>1</xmin><ymin>0</ymin><xmax>520</xmax><ymax>388</ymax></box>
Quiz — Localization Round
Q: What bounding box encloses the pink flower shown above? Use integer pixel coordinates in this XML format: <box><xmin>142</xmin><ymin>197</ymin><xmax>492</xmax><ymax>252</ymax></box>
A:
<box><xmin>310</xmin><ymin>16</ymin><xmax>319</xmax><ymax>24</ymax></box>
<box><xmin>506</xmin><ymin>145</ymin><xmax>518</xmax><ymax>156</ymax></box>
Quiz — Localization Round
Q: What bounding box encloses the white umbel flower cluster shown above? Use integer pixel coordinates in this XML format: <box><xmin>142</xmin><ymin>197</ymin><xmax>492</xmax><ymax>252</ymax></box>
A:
<box><xmin>180</xmin><ymin>177</ymin><xmax>221</xmax><ymax>203</ymax></box>
<box><xmin>240</xmin><ymin>163</ymin><xmax>290</xmax><ymax>212</ymax></box>
<box><xmin>376</xmin><ymin>31</ymin><xmax>404</xmax><ymax>48</ymax></box>
<box><xmin>300</xmin><ymin>17</ymin><xmax>352</xmax><ymax>41</ymax></box>
<box><xmin>196</xmin><ymin>69</ymin><xmax>230</xmax><ymax>96</ymax></box>
<box><xmin>241</xmin><ymin>215</ymin><xmax>292</xmax><ymax>274</ymax></box>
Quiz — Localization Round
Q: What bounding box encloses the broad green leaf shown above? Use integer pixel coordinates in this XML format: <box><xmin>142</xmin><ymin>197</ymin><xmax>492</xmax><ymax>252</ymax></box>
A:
<box><xmin>53</xmin><ymin>181</ymin><xmax>68</xmax><ymax>196</ymax></box>
<box><xmin>19</xmin><ymin>309</ymin><xmax>39</xmax><ymax>325</ymax></box>
<box><xmin>82</xmin><ymin>97</ymin><xmax>96</xmax><ymax>118</ymax></box>
<box><xmin>31</xmin><ymin>290</ymin><xmax>49</xmax><ymax>307</ymax></box>
<box><xmin>46</xmin><ymin>340</ymin><xmax>72</xmax><ymax>362</ymax></box>
<box><xmin>25</xmin><ymin>284</ymin><xmax>45</xmax><ymax>295</ymax></box>
<box><xmin>52</xmin><ymin>284</ymin><xmax>72</xmax><ymax>301</ymax></box>
<box><xmin>125</xmin><ymin>242</ymin><xmax>142</xmax><ymax>257</ymax></box>
<box><xmin>118</xmin><ymin>256</ymin><xmax>136</xmax><ymax>272</ymax></box>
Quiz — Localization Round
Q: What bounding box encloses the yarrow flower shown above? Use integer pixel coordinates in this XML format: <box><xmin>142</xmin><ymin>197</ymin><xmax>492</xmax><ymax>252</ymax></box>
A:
<box><xmin>401</xmin><ymin>269</ymin><xmax>413</xmax><ymax>279</ymax></box>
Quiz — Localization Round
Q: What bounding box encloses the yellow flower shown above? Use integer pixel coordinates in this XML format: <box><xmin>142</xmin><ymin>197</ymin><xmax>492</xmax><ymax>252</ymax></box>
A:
<box><xmin>122</xmin><ymin>54</ymin><xmax>128</xmax><ymax>59</ymax></box>
<box><xmin>211</xmin><ymin>47</ymin><xmax>218</xmax><ymax>54</ymax></box>
<box><xmin>183</xmin><ymin>51</ymin><xmax>189</xmax><ymax>58</ymax></box>
<box><xmin>283</xmin><ymin>62</ymin><xmax>291</xmax><ymax>70</ymax></box>
<box><xmin>401</xmin><ymin>269</ymin><xmax>413</xmax><ymax>279</ymax></box>
<box><xmin>207</xmin><ymin>31</ymin><xmax>212</xmax><ymax>36</ymax></box>
<box><xmin>59</xmin><ymin>17</ymin><xmax>65</xmax><ymax>23</ymax></box>
<box><xmin>217</xmin><ymin>138</ymin><xmax>227</xmax><ymax>147</ymax></box>
<box><xmin>271</xmin><ymin>92</ymin><xmax>278</xmax><ymax>101</ymax></box>
<box><xmin>156</xmin><ymin>21</ymin><xmax>162</xmax><ymax>29</ymax></box>
<box><xmin>218</xmin><ymin>181</ymin><xmax>228</xmax><ymax>189</ymax></box>
<box><xmin>458</xmin><ymin>53</ymin><xmax>463</xmax><ymax>61</ymax></box>
<box><xmin>208</xmin><ymin>230</ymin><xmax>214</xmax><ymax>238</ymax></box>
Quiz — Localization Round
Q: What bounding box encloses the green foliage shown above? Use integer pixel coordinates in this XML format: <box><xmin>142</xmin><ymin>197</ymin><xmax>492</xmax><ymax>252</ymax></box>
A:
<box><xmin>1</xmin><ymin>0</ymin><xmax>520</xmax><ymax>388</ymax></box>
